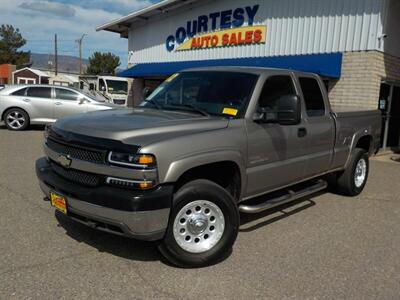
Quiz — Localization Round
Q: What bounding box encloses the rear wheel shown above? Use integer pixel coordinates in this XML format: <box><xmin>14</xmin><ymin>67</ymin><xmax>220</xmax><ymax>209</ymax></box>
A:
<box><xmin>4</xmin><ymin>108</ymin><xmax>29</xmax><ymax>131</ymax></box>
<box><xmin>159</xmin><ymin>179</ymin><xmax>239</xmax><ymax>268</ymax></box>
<box><xmin>335</xmin><ymin>148</ymin><xmax>369</xmax><ymax>196</ymax></box>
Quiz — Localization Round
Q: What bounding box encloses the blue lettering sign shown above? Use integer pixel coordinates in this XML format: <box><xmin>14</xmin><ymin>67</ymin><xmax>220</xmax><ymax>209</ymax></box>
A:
<box><xmin>166</xmin><ymin>4</ymin><xmax>260</xmax><ymax>52</ymax></box>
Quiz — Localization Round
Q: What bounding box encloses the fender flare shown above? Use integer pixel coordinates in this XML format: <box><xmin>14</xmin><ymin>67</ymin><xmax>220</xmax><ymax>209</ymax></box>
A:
<box><xmin>162</xmin><ymin>150</ymin><xmax>246</xmax><ymax>195</ymax></box>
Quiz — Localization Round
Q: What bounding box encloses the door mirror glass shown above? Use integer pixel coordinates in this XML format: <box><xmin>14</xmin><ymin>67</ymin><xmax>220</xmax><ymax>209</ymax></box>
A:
<box><xmin>254</xmin><ymin>95</ymin><xmax>301</xmax><ymax>125</ymax></box>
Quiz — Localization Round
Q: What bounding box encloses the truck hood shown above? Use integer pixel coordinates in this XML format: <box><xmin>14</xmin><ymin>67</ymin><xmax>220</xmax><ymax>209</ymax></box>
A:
<box><xmin>53</xmin><ymin>108</ymin><xmax>229</xmax><ymax>145</ymax></box>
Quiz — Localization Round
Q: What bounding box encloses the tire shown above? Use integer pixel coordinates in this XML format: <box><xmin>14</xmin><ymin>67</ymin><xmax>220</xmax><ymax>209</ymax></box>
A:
<box><xmin>335</xmin><ymin>148</ymin><xmax>369</xmax><ymax>196</ymax></box>
<box><xmin>4</xmin><ymin>108</ymin><xmax>30</xmax><ymax>131</ymax></box>
<box><xmin>158</xmin><ymin>179</ymin><xmax>240</xmax><ymax>268</ymax></box>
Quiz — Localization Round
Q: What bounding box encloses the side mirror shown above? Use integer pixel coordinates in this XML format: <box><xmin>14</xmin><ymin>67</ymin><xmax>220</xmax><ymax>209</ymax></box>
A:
<box><xmin>254</xmin><ymin>95</ymin><xmax>301</xmax><ymax>125</ymax></box>
<box><xmin>143</xmin><ymin>87</ymin><xmax>152</xmax><ymax>98</ymax></box>
<box><xmin>79</xmin><ymin>97</ymin><xmax>88</xmax><ymax>104</ymax></box>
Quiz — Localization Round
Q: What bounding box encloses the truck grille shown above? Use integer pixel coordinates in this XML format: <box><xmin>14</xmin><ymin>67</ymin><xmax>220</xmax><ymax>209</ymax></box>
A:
<box><xmin>50</xmin><ymin>161</ymin><xmax>104</xmax><ymax>187</ymax></box>
<box><xmin>47</xmin><ymin>138</ymin><xmax>106</xmax><ymax>164</ymax></box>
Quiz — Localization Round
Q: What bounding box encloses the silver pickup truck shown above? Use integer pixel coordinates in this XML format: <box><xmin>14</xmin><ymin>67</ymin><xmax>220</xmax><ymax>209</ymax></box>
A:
<box><xmin>36</xmin><ymin>67</ymin><xmax>381</xmax><ymax>267</ymax></box>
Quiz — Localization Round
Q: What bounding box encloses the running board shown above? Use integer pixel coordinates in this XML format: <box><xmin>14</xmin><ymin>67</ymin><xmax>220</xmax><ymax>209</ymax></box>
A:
<box><xmin>239</xmin><ymin>179</ymin><xmax>328</xmax><ymax>214</ymax></box>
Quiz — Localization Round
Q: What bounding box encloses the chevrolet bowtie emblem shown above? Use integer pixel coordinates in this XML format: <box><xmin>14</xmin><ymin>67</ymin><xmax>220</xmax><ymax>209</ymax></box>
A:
<box><xmin>57</xmin><ymin>155</ymin><xmax>72</xmax><ymax>168</ymax></box>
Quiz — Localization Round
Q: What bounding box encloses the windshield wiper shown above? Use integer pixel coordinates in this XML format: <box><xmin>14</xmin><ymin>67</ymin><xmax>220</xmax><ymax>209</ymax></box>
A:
<box><xmin>143</xmin><ymin>99</ymin><xmax>162</xmax><ymax>110</ymax></box>
<box><xmin>165</xmin><ymin>103</ymin><xmax>210</xmax><ymax>116</ymax></box>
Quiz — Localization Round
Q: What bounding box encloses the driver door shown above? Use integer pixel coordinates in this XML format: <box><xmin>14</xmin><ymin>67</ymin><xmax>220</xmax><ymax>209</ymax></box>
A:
<box><xmin>245</xmin><ymin>74</ymin><xmax>308</xmax><ymax>197</ymax></box>
<box><xmin>54</xmin><ymin>88</ymin><xmax>87</xmax><ymax>119</ymax></box>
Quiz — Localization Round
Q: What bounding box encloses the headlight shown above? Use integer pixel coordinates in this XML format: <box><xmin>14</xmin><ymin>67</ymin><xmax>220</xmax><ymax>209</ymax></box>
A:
<box><xmin>108</xmin><ymin>152</ymin><xmax>156</xmax><ymax>168</ymax></box>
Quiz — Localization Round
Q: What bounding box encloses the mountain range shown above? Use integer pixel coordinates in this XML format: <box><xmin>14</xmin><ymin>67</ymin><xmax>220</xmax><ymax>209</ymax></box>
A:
<box><xmin>30</xmin><ymin>53</ymin><xmax>88</xmax><ymax>73</ymax></box>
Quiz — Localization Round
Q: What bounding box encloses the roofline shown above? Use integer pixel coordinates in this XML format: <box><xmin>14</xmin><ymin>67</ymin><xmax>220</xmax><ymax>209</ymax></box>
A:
<box><xmin>96</xmin><ymin>0</ymin><xmax>177</xmax><ymax>32</ymax></box>
<box><xmin>96</xmin><ymin>0</ymin><xmax>199</xmax><ymax>35</ymax></box>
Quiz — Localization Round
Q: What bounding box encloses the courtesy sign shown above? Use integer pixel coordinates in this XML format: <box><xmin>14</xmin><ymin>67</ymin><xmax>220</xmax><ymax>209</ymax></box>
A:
<box><xmin>166</xmin><ymin>4</ymin><xmax>265</xmax><ymax>52</ymax></box>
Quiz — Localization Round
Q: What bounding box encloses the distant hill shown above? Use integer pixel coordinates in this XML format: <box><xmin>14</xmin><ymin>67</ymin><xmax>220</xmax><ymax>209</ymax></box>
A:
<box><xmin>30</xmin><ymin>53</ymin><xmax>88</xmax><ymax>73</ymax></box>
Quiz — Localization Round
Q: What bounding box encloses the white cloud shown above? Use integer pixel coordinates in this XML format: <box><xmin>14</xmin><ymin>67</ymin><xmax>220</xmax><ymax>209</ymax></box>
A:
<box><xmin>0</xmin><ymin>0</ymin><xmax>154</xmax><ymax>68</ymax></box>
<box><xmin>19</xmin><ymin>1</ymin><xmax>76</xmax><ymax>17</ymax></box>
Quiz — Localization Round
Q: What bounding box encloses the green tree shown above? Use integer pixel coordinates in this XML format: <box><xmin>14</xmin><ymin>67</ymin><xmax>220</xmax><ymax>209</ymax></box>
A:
<box><xmin>0</xmin><ymin>24</ymin><xmax>30</xmax><ymax>67</ymax></box>
<box><xmin>86</xmin><ymin>52</ymin><xmax>120</xmax><ymax>75</ymax></box>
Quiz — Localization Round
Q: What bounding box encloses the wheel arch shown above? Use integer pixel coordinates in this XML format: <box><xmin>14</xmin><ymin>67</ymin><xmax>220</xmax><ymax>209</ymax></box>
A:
<box><xmin>163</xmin><ymin>151</ymin><xmax>245</xmax><ymax>201</ymax></box>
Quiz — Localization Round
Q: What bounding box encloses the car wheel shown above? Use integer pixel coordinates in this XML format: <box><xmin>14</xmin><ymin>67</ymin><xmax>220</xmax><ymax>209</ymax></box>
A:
<box><xmin>4</xmin><ymin>108</ymin><xmax>30</xmax><ymax>131</ymax></box>
<box><xmin>335</xmin><ymin>148</ymin><xmax>369</xmax><ymax>196</ymax></box>
<box><xmin>159</xmin><ymin>179</ymin><xmax>239</xmax><ymax>268</ymax></box>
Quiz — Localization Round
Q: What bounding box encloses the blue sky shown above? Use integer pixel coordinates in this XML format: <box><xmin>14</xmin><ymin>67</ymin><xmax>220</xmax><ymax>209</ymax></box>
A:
<box><xmin>0</xmin><ymin>0</ymin><xmax>160</xmax><ymax>68</ymax></box>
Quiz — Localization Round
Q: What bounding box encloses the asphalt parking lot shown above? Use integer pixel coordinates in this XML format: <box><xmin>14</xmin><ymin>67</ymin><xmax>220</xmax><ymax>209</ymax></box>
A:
<box><xmin>1</xmin><ymin>126</ymin><xmax>400</xmax><ymax>299</ymax></box>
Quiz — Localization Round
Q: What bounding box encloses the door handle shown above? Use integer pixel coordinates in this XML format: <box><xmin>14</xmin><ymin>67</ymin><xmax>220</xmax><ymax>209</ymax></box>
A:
<box><xmin>22</xmin><ymin>98</ymin><xmax>31</xmax><ymax>102</ymax></box>
<box><xmin>55</xmin><ymin>102</ymin><xmax>62</xmax><ymax>105</ymax></box>
<box><xmin>298</xmin><ymin>127</ymin><xmax>307</xmax><ymax>138</ymax></box>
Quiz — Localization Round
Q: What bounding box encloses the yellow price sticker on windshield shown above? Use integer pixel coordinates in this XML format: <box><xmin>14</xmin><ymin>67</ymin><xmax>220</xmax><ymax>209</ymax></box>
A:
<box><xmin>165</xmin><ymin>73</ymin><xmax>179</xmax><ymax>82</ymax></box>
<box><xmin>223</xmin><ymin>108</ymin><xmax>238</xmax><ymax>116</ymax></box>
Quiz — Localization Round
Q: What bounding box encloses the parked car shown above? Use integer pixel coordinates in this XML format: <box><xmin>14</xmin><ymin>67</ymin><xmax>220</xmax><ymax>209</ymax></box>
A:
<box><xmin>0</xmin><ymin>85</ymin><xmax>119</xmax><ymax>130</ymax></box>
<box><xmin>36</xmin><ymin>67</ymin><xmax>381</xmax><ymax>267</ymax></box>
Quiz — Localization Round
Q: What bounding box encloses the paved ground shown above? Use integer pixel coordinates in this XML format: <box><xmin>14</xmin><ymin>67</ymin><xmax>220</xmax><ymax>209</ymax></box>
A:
<box><xmin>0</xmin><ymin>126</ymin><xmax>400</xmax><ymax>299</ymax></box>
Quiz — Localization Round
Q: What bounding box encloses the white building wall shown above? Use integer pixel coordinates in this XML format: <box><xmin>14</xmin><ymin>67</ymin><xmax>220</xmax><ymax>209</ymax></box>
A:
<box><xmin>128</xmin><ymin>0</ymin><xmax>387</xmax><ymax>65</ymax></box>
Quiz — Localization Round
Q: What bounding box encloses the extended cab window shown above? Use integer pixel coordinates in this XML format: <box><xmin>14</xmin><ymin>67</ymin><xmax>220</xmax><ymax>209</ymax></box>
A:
<box><xmin>299</xmin><ymin>77</ymin><xmax>326</xmax><ymax>117</ymax></box>
<box><xmin>55</xmin><ymin>88</ymin><xmax>79</xmax><ymax>101</ymax></box>
<box><xmin>258</xmin><ymin>75</ymin><xmax>296</xmax><ymax>119</ymax></box>
<box><xmin>26</xmin><ymin>87</ymin><xmax>51</xmax><ymax>99</ymax></box>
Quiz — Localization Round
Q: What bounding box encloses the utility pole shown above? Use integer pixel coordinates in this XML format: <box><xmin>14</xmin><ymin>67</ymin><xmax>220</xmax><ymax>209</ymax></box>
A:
<box><xmin>54</xmin><ymin>34</ymin><xmax>58</xmax><ymax>75</ymax></box>
<box><xmin>76</xmin><ymin>34</ymin><xmax>87</xmax><ymax>75</ymax></box>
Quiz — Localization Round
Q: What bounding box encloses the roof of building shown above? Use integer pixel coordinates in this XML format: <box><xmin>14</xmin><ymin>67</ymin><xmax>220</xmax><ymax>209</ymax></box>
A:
<box><xmin>96</xmin><ymin>0</ymin><xmax>200</xmax><ymax>37</ymax></box>
<box><xmin>13</xmin><ymin>67</ymin><xmax>50</xmax><ymax>78</ymax></box>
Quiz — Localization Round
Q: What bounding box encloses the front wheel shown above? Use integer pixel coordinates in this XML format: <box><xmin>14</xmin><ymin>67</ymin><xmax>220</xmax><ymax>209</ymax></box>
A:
<box><xmin>158</xmin><ymin>179</ymin><xmax>239</xmax><ymax>268</ymax></box>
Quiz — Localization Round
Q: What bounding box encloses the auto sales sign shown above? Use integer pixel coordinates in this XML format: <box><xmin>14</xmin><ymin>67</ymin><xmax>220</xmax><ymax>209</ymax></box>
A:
<box><xmin>166</xmin><ymin>4</ymin><xmax>266</xmax><ymax>52</ymax></box>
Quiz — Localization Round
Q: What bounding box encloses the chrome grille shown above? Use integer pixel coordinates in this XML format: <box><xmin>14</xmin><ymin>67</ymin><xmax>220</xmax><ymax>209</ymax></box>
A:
<box><xmin>47</xmin><ymin>138</ymin><xmax>106</xmax><ymax>164</ymax></box>
<box><xmin>50</xmin><ymin>161</ymin><xmax>104</xmax><ymax>187</ymax></box>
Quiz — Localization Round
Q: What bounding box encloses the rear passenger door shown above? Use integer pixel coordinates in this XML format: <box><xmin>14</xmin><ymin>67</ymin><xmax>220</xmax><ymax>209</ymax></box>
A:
<box><xmin>297</xmin><ymin>76</ymin><xmax>335</xmax><ymax>177</ymax></box>
<box><xmin>54</xmin><ymin>88</ymin><xmax>87</xmax><ymax>119</ymax></box>
<box><xmin>25</xmin><ymin>86</ymin><xmax>54</xmax><ymax>122</ymax></box>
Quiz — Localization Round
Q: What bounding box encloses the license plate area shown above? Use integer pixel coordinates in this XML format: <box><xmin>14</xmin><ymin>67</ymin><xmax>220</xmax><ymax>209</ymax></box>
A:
<box><xmin>50</xmin><ymin>192</ymin><xmax>68</xmax><ymax>214</ymax></box>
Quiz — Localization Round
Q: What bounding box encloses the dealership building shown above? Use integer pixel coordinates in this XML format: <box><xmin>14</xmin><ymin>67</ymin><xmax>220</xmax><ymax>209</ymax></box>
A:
<box><xmin>98</xmin><ymin>0</ymin><xmax>400</xmax><ymax>150</ymax></box>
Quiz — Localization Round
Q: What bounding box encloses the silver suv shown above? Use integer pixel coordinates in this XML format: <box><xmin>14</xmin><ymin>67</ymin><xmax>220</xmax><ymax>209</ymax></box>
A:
<box><xmin>0</xmin><ymin>85</ymin><xmax>118</xmax><ymax>130</ymax></box>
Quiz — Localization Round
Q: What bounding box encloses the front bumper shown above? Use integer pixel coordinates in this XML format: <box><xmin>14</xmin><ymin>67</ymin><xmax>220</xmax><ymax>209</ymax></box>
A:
<box><xmin>36</xmin><ymin>157</ymin><xmax>173</xmax><ymax>241</ymax></box>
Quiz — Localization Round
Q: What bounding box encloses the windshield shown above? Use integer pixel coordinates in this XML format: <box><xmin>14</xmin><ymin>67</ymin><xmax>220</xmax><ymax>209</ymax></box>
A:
<box><xmin>141</xmin><ymin>71</ymin><xmax>258</xmax><ymax>117</ymax></box>
<box><xmin>107</xmin><ymin>80</ymin><xmax>128</xmax><ymax>95</ymax></box>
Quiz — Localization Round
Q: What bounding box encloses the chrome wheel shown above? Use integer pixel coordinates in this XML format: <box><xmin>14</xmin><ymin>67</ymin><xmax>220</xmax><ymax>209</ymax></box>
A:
<box><xmin>173</xmin><ymin>200</ymin><xmax>225</xmax><ymax>254</ymax></box>
<box><xmin>354</xmin><ymin>158</ymin><xmax>367</xmax><ymax>188</ymax></box>
<box><xmin>6</xmin><ymin>111</ymin><xmax>26</xmax><ymax>130</ymax></box>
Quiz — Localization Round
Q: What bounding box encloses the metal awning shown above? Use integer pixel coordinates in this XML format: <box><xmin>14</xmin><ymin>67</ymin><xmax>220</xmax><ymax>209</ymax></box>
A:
<box><xmin>118</xmin><ymin>53</ymin><xmax>343</xmax><ymax>78</ymax></box>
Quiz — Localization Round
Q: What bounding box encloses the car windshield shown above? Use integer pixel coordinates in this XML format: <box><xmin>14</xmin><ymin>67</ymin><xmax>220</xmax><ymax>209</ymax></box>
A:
<box><xmin>141</xmin><ymin>71</ymin><xmax>259</xmax><ymax>117</ymax></box>
<box><xmin>107</xmin><ymin>80</ymin><xmax>128</xmax><ymax>95</ymax></box>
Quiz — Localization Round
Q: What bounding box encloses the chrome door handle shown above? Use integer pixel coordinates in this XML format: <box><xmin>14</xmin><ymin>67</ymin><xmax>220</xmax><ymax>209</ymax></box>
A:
<box><xmin>55</xmin><ymin>102</ymin><xmax>62</xmax><ymax>105</ymax></box>
<box><xmin>22</xmin><ymin>98</ymin><xmax>31</xmax><ymax>102</ymax></box>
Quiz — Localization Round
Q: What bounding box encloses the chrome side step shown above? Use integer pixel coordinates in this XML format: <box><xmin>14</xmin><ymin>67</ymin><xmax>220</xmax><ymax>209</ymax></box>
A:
<box><xmin>239</xmin><ymin>179</ymin><xmax>328</xmax><ymax>214</ymax></box>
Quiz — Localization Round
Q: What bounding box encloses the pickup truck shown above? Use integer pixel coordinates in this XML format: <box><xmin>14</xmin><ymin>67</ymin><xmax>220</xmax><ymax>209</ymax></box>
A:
<box><xmin>36</xmin><ymin>67</ymin><xmax>381</xmax><ymax>267</ymax></box>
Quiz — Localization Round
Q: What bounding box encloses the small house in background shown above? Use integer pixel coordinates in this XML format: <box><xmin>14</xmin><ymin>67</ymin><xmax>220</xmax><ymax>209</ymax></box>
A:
<box><xmin>12</xmin><ymin>67</ymin><xmax>50</xmax><ymax>84</ymax></box>
<box><xmin>46</xmin><ymin>71</ymin><xmax>80</xmax><ymax>88</ymax></box>
<box><xmin>0</xmin><ymin>64</ymin><xmax>16</xmax><ymax>84</ymax></box>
